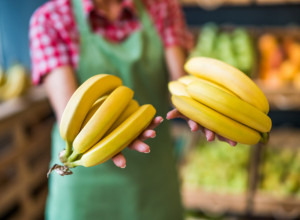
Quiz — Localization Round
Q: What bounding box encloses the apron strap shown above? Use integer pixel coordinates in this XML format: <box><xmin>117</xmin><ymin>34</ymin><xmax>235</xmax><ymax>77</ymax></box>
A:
<box><xmin>71</xmin><ymin>0</ymin><xmax>92</xmax><ymax>35</ymax></box>
<box><xmin>132</xmin><ymin>0</ymin><xmax>154</xmax><ymax>31</ymax></box>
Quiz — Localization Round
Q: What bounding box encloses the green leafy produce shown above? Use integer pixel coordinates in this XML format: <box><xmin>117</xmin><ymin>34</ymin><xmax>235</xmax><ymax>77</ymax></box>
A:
<box><xmin>232</xmin><ymin>28</ymin><xmax>255</xmax><ymax>76</ymax></box>
<box><xmin>215</xmin><ymin>32</ymin><xmax>238</xmax><ymax>68</ymax></box>
<box><xmin>189</xmin><ymin>24</ymin><xmax>255</xmax><ymax>77</ymax></box>
<box><xmin>181</xmin><ymin>141</ymin><xmax>251</xmax><ymax>194</ymax></box>
<box><xmin>190</xmin><ymin>23</ymin><xmax>218</xmax><ymax>58</ymax></box>
<box><xmin>259</xmin><ymin>147</ymin><xmax>300</xmax><ymax>198</ymax></box>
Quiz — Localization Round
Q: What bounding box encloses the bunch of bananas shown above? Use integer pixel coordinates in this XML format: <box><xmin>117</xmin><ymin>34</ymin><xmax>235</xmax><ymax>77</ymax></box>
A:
<box><xmin>0</xmin><ymin>64</ymin><xmax>30</xmax><ymax>101</ymax></box>
<box><xmin>58</xmin><ymin>74</ymin><xmax>156</xmax><ymax>170</ymax></box>
<box><xmin>169</xmin><ymin>57</ymin><xmax>272</xmax><ymax>145</ymax></box>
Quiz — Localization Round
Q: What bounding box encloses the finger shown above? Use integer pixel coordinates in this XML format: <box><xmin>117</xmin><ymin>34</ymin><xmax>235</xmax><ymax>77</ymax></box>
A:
<box><xmin>166</xmin><ymin>109</ymin><xmax>189</xmax><ymax>121</ymax></box>
<box><xmin>112</xmin><ymin>153</ymin><xmax>126</xmax><ymax>168</ymax></box>
<box><xmin>204</xmin><ymin>128</ymin><xmax>215</xmax><ymax>142</ymax></box>
<box><xmin>139</xmin><ymin>129</ymin><xmax>156</xmax><ymax>142</ymax></box>
<box><xmin>216</xmin><ymin>135</ymin><xmax>237</xmax><ymax>146</ymax></box>
<box><xmin>187</xmin><ymin>119</ymin><xmax>200</xmax><ymax>132</ymax></box>
<box><xmin>167</xmin><ymin>109</ymin><xmax>203</xmax><ymax>132</ymax></box>
<box><xmin>128</xmin><ymin>139</ymin><xmax>150</xmax><ymax>153</ymax></box>
<box><xmin>146</xmin><ymin>116</ymin><xmax>163</xmax><ymax>131</ymax></box>
<box><xmin>229</xmin><ymin>141</ymin><xmax>238</xmax><ymax>147</ymax></box>
<box><xmin>166</xmin><ymin>109</ymin><xmax>179</xmax><ymax>120</ymax></box>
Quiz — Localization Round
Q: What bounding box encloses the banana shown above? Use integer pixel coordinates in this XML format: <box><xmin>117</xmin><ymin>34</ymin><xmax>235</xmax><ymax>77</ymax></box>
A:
<box><xmin>105</xmin><ymin>99</ymin><xmax>140</xmax><ymax>135</ymax></box>
<box><xmin>81</xmin><ymin>95</ymin><xmax>108</xmax><ymax>128</ymax></box>
<box><xmin>59</xmin><ymin>74</ymin><xmax>122</xmax><ymax>144</ymax></box>
<box><xmin>178</xmin><ymin>75</ymin><xmax>236</xmax><ymax>96</ymax></box>
<box><xmin>168</xmin><ymin>81</ymin><xmax>190</xmax><ymax>97</ymax></box>
<box><xmin>187</xmin><ymin>81</ymin><xmax>272</xmax><ymax>133</ymax></box>
<box><xmin>73</xmin><ymin>104</ymin><xmax>156</xmax><ymax>167</ymax></box>
<box><xmin>184</xmin><ymin>57</ymin><xmax>269</xmax><ymax>113</ymax></box>
<box><xmin>82</xmin><ymin>98</ymin><xmax>139</xmax><ymax>136</ymax></box>
<box><xmin>171</xmin><ymin>95</ymin><xmax>261</xmax><ymax>145</ymax></box>
<box><xmin>72</xmin><ymin>86</ymin><xmax>134</xmax><ymax>154</ymax></box>
<box><xmin>0</xmin><ymin>64</ymin><xmax>28</xmax><ymax>101</ymax></box>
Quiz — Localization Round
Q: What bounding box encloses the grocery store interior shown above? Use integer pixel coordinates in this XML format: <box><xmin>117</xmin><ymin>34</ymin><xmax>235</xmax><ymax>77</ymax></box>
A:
<box><xmin>1</xmin><ymin>0</ymin><xmax>300</xmax><ymax>220</ymax></box>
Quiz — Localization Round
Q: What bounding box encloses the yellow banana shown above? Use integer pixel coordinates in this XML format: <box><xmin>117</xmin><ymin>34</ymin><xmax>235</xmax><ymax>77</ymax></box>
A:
<box><xmin>187</xmin><ymin>81</ymin><xmax>272</xmax><ymax>133</ymax></box>
<box><xmin>0</xmin><ymin>64</ymin><xmax>28</xmax><ymax>101</ymax></box>
<box><xmin>81</xmin><ymin>95</ymin><xmax>108</xmax><ymax>128</ymax></box>
<box><xmin>168</xmin><ymin>81</ymin><xmax>190</xmax><ymax>97</ymax></box>
<box><xmin>171</xmin><ymin>95</ymin><xmax>261</xmax><ymax>145</ymax></box>
<box><xmin>105</xmin><ymin>99</ymin><xmax>140</xmax><ymax>135</ymax></box>
<box><xmin>72</xmin><ymin>86</ymin><xmax>134</xmax><ymax>154</ymax></box>
<box><xmin>178</xmin><ymin>75</ymin><xmax>236</xmax><ymax>96</ymax></box>
<box><xmin>74</xmin><ymin>104</ymin><xmax>156</xmax><ymax>167</ymax></box>
<box><xmin>184</xmin><ymin>57</ymin><xmax>269</xmax><ymax>113</ymax></box>
<box><xmin>59</xmin><ymin>74</ymin><xmax>122</xmax><ymax>144</ymax></box>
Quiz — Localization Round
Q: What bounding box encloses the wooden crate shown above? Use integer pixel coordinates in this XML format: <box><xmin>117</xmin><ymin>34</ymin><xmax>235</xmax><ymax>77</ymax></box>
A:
<box><xmin>182</xmin><ymin>187</ymin><xmax>249</xmax><ymax>215</ymax></box>
<box><xmin>0</xmin><ymin>86</ymin><xmax>54</xmax><ymax>220</ymax></box>
<box><xmin>180</xmin><ymin>127</ymin><xmax>300</xmax><ymax>219</ymax></box>
<box><xmin>252</xmin><ymin>128</ymin><xmax>300</xmax><ymax>219</ymax></box>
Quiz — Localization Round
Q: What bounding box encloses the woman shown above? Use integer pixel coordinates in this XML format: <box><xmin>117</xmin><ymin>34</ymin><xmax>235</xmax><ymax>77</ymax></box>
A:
<box><xmin>30</xmin><ymin>0</ymin><xmax>236</xmax><ymax>219</ymax></box>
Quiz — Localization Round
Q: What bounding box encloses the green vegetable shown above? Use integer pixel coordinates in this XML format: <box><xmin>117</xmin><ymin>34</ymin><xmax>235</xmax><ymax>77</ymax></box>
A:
<box><xmin>215</xmin><ymin>32</ymin><xmax>238</xmax><ymax>68</ymax></box>
<box><xmin>192</xmin><ymin>23</ymin><xmax>218</xmax><ymax>58</ymax></box>
<box><xmin>232</xmin><ymin>28</ymin><xmax>255</xmax><ymax>76</ymax></box>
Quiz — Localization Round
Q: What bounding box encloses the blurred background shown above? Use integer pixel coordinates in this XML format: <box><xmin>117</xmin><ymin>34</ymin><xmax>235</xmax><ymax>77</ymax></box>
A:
<box><xmin>1</xmin><ymin>0</ymin><xmax>300</xmax><ymax>220</ymax></box>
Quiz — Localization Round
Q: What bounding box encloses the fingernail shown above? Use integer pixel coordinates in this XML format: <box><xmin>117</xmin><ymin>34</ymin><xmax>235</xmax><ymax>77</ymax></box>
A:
<box><xmin>159</xmin><ymin>118</ymin><xmax>164</xmax><ymax>123</ymax></box>
<box><xmin>121</xmin><ymin>164</ymin><xmax>126</xmax><ymax>168</ymax></box>
<box><xmin>147</xmin><ymin>130</ymin><xmax>156</xmax><ymax>138</ymax></box>
<box><xmin>142</xmin><ymin>145</ymin><xmax>151</xmax><ymax>153</ymax></box>
<box><xmin>191</xmin><ymin>127</ymin><xmax>197</xmax><ymax>132</ymax></box>
<box><xmin>151</xmin><ymin>131</ymin><xmax>156</xmax><ymax>138</ymax></box>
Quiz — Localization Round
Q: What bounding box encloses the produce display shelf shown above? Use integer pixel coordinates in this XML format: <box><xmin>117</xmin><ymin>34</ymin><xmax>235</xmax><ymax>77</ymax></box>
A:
<box><xmin>0</xmin><ymin>87</ymin><xmax>54</xmax><ymax>220</ymax></box>
<box><xmin>182</xmin><ymin>188</ymin><xmax>300</xmax><ymax>219</ymax></box>
<box><xmin>188</xmin><ymin>24</ymin><xmax>300</xmax><ymax>111</ymax></box>
<box><xmin>258</xmin><ymin>84</ymin><xmax>300</xmax><ymax>110</ymax></box>
<box><xmin>181</xmin><ymin>0</ymin><xmax>300</xmax><ymax>7</ymax></box>
<box><xmin>252</xmin><ymin>193</ymin><xmax>300</xmax><ymax>219</ymax></box>
<box><xmin>180</xmin><ymin>0</ymin><xmax>251</xmax><ymax>7</ymax></box>
<box><xmin>180</xmin><ymin>127</ymin><xmax>300</xmax><ymax>219</ymax></box>
<box><xmin>181</xmin><ymin>187</ymin><xmax>249</xmax><ymax>215</ymax></box>
<box><xmin>0</xmin><ymin>86</ymin><xmax>48</xmax><ymax>121</ymax></box>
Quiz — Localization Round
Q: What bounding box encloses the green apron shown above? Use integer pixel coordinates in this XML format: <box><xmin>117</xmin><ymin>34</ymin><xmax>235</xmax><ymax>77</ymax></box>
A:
<box><xmin>46</xmin><ymin>0</ymin><xmax>183</xmax><ymax>219</ymax></box>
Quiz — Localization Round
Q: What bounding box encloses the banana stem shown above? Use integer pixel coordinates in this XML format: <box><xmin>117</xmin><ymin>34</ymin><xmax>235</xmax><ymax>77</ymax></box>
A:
<box><xmin>260</xmin><ymin>132</ymin><xmax>269</xmax><ymax>144</ymax></box>
<box><xmin>68</xmin><ymin>151</ymin><xmax>79</xmax><ymax>162</ymax></box>
<box><xmin>71</xmin><ymin>160</ymin><xmax>81</xmax><ymax>167</ymax></box>
<box><xmin>65</xmin><ymin>141</ymin><xmax>72</xmax><ymax>158</ymax></box>
<box><xmin>64</xmin><ymin>160</ymin><xmax>81</xmax><ymax>168</ymax></box>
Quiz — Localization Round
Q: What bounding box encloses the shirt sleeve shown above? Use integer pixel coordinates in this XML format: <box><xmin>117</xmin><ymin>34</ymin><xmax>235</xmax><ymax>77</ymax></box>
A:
<box><xmin>151</xmin><ymin>0</ymin><xmax>194</xmax><ymax>50</ymax></box>
<box><xmin>29</xmin><ymin>5</ymin><xmax>71</xmax><ymax>85</ymax></box>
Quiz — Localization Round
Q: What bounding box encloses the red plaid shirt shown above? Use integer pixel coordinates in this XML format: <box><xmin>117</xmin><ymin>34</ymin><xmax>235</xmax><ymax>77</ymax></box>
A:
<box><xmin>29</xmin><ymin>0</ymin><xmax>193</xmax><ymax>85</ymax></box>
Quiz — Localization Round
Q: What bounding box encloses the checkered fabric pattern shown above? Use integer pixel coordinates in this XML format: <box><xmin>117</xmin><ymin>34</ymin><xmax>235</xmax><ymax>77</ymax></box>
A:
<box><xmin>29</xmin><ymin>0</ymin><xmax>193</xmax><ymax>85</ymax></box>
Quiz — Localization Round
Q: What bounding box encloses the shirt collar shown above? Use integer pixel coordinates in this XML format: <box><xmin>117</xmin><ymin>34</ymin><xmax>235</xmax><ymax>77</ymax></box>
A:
<box><xmin>83</xmin><ymin>0</ymin><xmax>137</xmax><ymax>17</ymax></box>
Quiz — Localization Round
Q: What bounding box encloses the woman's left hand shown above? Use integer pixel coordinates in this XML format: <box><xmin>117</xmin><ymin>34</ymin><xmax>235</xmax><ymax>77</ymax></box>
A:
<box><xmin>111</xmin><ymin>116</ymin><xmax>163</xmax><ymax>168</ymax></box>
<box><xmin>166</xmin><ymin>109</ymin><xmax>237</xmax><ymax>146</ymax></box>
